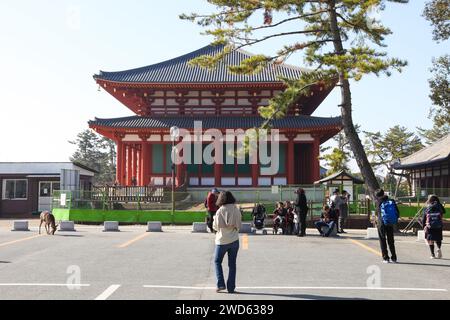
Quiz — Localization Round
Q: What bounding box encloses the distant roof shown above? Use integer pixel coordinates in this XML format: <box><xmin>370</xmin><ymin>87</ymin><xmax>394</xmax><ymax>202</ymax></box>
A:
<box><xmin>0</xmin><ymin>162</ymin><xmax>97</xmax><ymax>176</ymax></box>
<box><xmin>94</xmin><ymin>44</ymin><xmax>307</xmax><ymax>84</ymax></box>
<box><xmin>89</xmin><ymin>115</ymin><xmax>342</xmax><ymax>130</ymax></box>
<box><xmin>394</xmin><ymin>134</ymin><xmax>450</xmax><ymax>169</ymax></box>
<box><xmin>314</xmin><ymin>170</ymin><xmax>364</xmax><ymax>185</ymax></box>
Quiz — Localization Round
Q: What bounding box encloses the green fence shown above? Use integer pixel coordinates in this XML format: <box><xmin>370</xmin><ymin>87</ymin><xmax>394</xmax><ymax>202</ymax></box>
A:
<box><xmin>51</xmin><ymin>187</ymin><xmax>378</xmax><ymax>223</ymax></box>
<box><xmin>52</xmin><ymin>208</ymin><xmax>256</xmax><ymax>224</ymax></box>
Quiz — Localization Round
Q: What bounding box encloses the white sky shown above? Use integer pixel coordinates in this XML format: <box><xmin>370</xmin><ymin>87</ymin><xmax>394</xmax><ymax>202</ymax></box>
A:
<box><xmin>0</xmin><ymin>0</ymin><xmax>447</xmax><ymax>175</ymax></box>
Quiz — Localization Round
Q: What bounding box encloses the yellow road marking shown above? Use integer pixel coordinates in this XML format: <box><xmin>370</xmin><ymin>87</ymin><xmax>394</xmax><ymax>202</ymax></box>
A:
<box><xmin>242</xmin><ymin>234</ymin><xmax>249</xmax><ymax>250</ymax></box>
<box><xmin>0</xmin><ymin>235</ymin><xmax>43</xmax><ymax>248</ymax></box>
<box><xmin>349</xmin><ymin>239</ymin><xmax>382</xmax><ymax>257</ymax></box>
<box><xmin>117</xmin><ymin>233</ymin><xmax>150</xmax><ymax>248</ymax></box>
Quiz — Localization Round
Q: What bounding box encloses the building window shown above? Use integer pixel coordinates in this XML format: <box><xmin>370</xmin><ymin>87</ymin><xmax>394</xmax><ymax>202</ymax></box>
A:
<box><xmin>2</xmin><ymin>179</ymin><xmax>28</xmax><ymax>200</ymax></box>
<box><xmin>39</xmin><ymin>182</ymin><xmax>60</xmax><ymax>197</ymax></box>
<box><xmin>260</xmin><ymin>143</ymin><xmax>286</xmax><ymax>175</ymax></box>
<box><xmin>151</xmin><ymin>144</ymin><xmax>173</xmax><ymax>175</ymax></box>
<box><xmin>187</xmin><ymin>144</ymin><xmax>214</xmax><ymax>177</ymax></box>
<box><xmin>222</xmin><ymin>144</ymin><xmax>252</xmax><ymax>176</ymax></box>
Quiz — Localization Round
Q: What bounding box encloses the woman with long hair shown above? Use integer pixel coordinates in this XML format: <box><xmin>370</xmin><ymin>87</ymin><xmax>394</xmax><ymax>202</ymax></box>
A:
<box><xmin>423</xmin><ymin>194</ymin><xmax>445</xmax><ymax>259</ymax></box>
<box><xmin>213</xmin><ymin>191</ymin><xmax>242</xmax><ymax>293</ymax></box>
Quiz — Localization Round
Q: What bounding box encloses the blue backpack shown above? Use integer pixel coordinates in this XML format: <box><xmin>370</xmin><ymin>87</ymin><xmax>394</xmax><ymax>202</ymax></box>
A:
<box><xmin>380</xmin><ymin>200</ymin><xmax>398</xmax><ymax>225</ymax></box>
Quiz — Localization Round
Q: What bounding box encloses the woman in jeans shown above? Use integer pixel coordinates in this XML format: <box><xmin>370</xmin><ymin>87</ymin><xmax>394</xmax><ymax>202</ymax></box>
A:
<box><xmin>213</xmin><ymin>191</ymin><xmax>242</xmax><ymax>293</ymax></box>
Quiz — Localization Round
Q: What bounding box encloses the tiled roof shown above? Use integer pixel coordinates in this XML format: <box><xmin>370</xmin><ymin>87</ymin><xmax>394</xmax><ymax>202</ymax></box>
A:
<box><xmin>394</xmin><ymin>134</ymin><xmax>450</xmax><ymax>169</ymax></box>
<box><xmin>314</xmin><ymin>170</ymin><xmax>364</xmax><ymax>185</ymax></box>
<box><xmin>89</xmin><ymin>115</ymin><xmax>342</xmax><ymax>130</ymax></box>
<box><xmin>94</xmin><ymin>44</ymin><xmax>307</xmax><ymax>84</ymax></box>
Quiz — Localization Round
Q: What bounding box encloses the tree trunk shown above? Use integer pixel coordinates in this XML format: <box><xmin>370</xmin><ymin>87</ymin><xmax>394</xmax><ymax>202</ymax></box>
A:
<box><xmin>328</xmin><ymin>1</ymin><xmax>380</xmax><ymax>200</ymax></box>
<box><xmin>406</xmin><ymin>175</ymin><xmax>412</xmax><ymax>195</ymax></box>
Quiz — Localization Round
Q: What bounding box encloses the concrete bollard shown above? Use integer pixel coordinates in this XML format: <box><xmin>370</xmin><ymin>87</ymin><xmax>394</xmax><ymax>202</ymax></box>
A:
<box><xmin>59</xmin><ymin>221</ymin><xmax>76</xmax><ymax>232</ymax></box>
<box><xmin>147</xmin><ymin>221</ymin><xmax>162</xmax><ymax>232</ymax></box>
<box><xmin>12</xmin><ymin>221</ymin><xmax>29</xmax><ymax>231</ymax></box>
<box><xmin>192</xmin><ymin>222</ymin><xmax>207</xmax><ymax>233</ymax></box>
<box><xmin>417</xmin><ymin>230</ymin><xmax>425</xmax><ymax>242</ymax></box>
<box><xmin>103</xmin><ymin>221</ymin><xmax>119</xmax><ymax>232</ymax></box>
<box><xmin>239</xmin><ymin>223</ymin><xmax>252</xmax><ymax>234</ymax></box>
<box><xmin>366</xmin><ymin>227</ymin><xmax>379</xmax><ymax>239</ymax></box>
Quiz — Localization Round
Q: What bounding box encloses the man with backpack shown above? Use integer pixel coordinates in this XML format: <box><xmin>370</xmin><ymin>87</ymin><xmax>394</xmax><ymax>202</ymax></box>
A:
<box><xmin>205</xmin><ymin>188</ymin><xmax>220</xmax><ymax>233</ymax></box>
<box><xmin>375</xmin><ymin>189</ymin><xmax>400</xmax><ymax>263</ymax></box>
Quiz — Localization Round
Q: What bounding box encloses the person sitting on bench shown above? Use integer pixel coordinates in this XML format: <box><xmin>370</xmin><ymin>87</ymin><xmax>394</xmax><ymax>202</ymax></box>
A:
<box><xmin>314</xmin><ymin>205</ymin><xmax>338</xmax><ymax>237</ymax></box>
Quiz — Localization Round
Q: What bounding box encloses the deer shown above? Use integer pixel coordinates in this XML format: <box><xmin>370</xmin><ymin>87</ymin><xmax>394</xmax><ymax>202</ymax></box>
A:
<box><xmin>39</xmin><ymin>211</ymin><xmax>58</xmax><ymax>235</ymax></box>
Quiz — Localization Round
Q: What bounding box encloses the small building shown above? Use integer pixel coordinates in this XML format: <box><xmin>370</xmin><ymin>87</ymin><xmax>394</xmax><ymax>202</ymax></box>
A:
<box><xmin>314</xmin><ymin>170</ymin><xmax>365</xmax><ymax>201</ymax></box>
<box><xmin>89</xmin><ymin>44</ymin><xmax>342</xmax><ymax>188</ymax></box>
<box><xmin>394</xmin><ymin>134</ymin><xmax>450</xmax><ymax>198</ymax></box>
<box><xmin>0</xmin><ymin>162</ymin><xmax>96</xmax><ymax>217</ymax></box>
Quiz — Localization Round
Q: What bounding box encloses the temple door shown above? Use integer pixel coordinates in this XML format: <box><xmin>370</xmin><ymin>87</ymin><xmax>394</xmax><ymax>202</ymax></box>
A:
<box><xmin>294</xmin><ymin>143</ymin><xmax>313</xmax><ymax>184</ymax></box>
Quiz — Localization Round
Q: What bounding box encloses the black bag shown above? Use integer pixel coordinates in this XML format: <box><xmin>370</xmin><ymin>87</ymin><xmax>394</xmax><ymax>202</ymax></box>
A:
<box><xmin>427</xmin><ymin>211</ymin><xmax>443</xmax><ymax>229</ymax></box>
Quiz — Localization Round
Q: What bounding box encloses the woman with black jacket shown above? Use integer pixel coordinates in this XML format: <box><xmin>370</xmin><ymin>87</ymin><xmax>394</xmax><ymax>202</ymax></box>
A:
<box><xmin>294</xmin><ymin>188</ymin><xmax>309</xmax><ymax>237</ymax></box>
<box><xmin>423</xmin><ymin>195</ymin><xmax>445</xmax><ymax>259</ymax></box>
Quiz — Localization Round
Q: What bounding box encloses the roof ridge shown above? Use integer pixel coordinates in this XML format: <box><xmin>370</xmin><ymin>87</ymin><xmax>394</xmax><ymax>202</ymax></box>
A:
<box><xmin>94</xmin><ymin>44</ymin><xmax>309</xmax><ymax>83</ymax></box>
<box><xmin>95</xmin><ymin>44</ymin><xmax>225</xmax><ymax>78</ymax></box>
<box><xmin>90</xmin><ymin>115</ymin><xmax>342</xmax><ymax>121</ymax></box>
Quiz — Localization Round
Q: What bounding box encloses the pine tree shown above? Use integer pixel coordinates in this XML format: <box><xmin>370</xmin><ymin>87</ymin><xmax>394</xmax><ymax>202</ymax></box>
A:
<box><xmin>418</xmin><ymin>1</ymin><xmax>450</xmax><ymax>142</ymax></box>
<box><xmin>364</xmin><ymin>125</ymin><xmax>423</xmax><ymax>192</ymax></box>
<box><xmin>181</xmin><ymin>0</ymin><xmax>408</xmax><ymax>199</ymax></box>
<box><xmin>69</xmin><ymin>130</ymin><xmax>116</xmax><ymax>185</ymax></box>
<box><xmin>322</xmin><ymin>124</ymin><xmax>360</xmax><ymax>174</ymax></box>
<box><xmin>423</xmin><ymin>0</ymin><xmax>450</xmax><ymax>42</ymax></box>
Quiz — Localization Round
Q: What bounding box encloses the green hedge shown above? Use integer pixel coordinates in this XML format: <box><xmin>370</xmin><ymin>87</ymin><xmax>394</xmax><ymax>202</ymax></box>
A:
<box><xmin>53</xmin><ymin>208</ymin><xmax>253</xmax><ymax>224</ymax></box>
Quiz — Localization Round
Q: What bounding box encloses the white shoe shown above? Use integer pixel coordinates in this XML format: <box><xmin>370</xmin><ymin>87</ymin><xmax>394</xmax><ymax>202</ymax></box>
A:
<box><xmin>437</xmin><ymin>249</ymin><xmax>442</xmax><ymax>259</ymax></box>
<box><xmin>430</xmin><ymin>255</ymin><xmax>436</xmax><ymax>259</ymax></box>
<box><xmin>382</xmin><ymin>260</ymin><xmax>390</xmax><ymax>264</ymax></box>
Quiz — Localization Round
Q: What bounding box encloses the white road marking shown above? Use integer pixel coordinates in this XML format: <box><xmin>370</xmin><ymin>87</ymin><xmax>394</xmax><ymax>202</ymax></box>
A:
<box><xmin>95</xmin><ymin>284</ymin><xmax>121</xmax><ymax>300</ymax></box>
<box><xmin>144</xmin><ymin>285</ymin><xmax>216</xmax><ymax>290</ymax></box>
<box><xmin>143</xmin><ymin>285</ymin><xmax>447</xmax><ymax>292</ymax></box>
<box><xmin>0</xmin><ymin>283</ymin><xmax>90</xmax><ymax>287</ymax></box>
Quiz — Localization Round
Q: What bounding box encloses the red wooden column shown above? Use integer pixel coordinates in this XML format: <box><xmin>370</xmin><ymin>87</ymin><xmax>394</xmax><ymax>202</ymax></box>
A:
<box><xmin>251</xmin><ymin>145</ymin><xmax>258</xmax><ymax>187</ymax></box>
<box><xmin>139</xmin><ymin>134</ymin><xmax>151</xmax><ymax>186</ymax></box>
<box><xmin>136</xmin><ymin>145</ymin><xmax>142</xmax><ymax>186</ymax></box>
<box><xmin>312</xmin><ymin>135</ymin><xmax>321</xmax><ymax>182</ymax></box>
<box><xmin>287</xmin><ymin>133</ymin><xmax>296</xmax><ymax>185</ymax></box>
<box><xmin>127</xmin><ymin>144</ymin><xmax>132</xmax><ymax>186</ymax></box>
<box><xmin>116</xmin><ymin>140</ymin><xmax>123</xmax><ymax>184</ymax></box>
<box><xmin>139</xmin><ymin>144</ymin><xmax>143</xmax><ymax>186</ymax></box>
<box><xmin>176</xmin><ymin>163</ymin><xmax>186</xmax><ymax>187</ymax></box>
<box><xmin>214</xmin><ymin>141</ymin><xmax>222</xmax><ymax>187</ymax></box>
<box><xmin>114</xmin><ymin>132</ymin><xmax>126</xmax><ymax>185</ymax></box>
<box><xmin>148</xmin><ymin>143</ymin><xmax>153</xmax><ymax>185</ymax></box>
<box><xmin>141</xmin><ymin>143</ymin><xmax>148</xmax><ymax>186</ymax></box>
<box><xmin>132</xmin><ymin>144</ymin><xmax>138</xmax><ymax>184</ymax></box>
<box><xmin>175</xmin><ymin>141</ymin><xmax>185</xmax><ymax>187</ymax></box>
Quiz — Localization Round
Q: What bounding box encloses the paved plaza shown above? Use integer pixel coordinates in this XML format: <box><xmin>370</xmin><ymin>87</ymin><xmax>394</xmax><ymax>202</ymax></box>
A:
<box><xmin>0</xmin><ymin>220</ymin><xmax>449</xmax><ymax>300</ymax></box>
